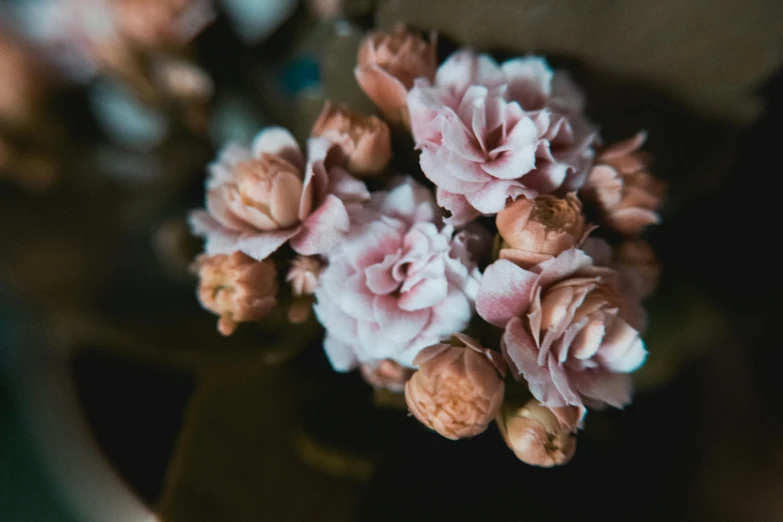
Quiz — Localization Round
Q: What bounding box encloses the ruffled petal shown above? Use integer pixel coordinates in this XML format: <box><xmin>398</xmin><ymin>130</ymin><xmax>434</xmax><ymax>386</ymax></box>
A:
<box><xmin>476</xmin><ymin>260</ymin><xmax>539</xmax><ymax>328</ymax></box>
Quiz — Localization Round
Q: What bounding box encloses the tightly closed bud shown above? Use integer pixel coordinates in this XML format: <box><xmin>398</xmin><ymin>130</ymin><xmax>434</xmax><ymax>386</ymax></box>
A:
<box><xmin>496</xmin><ymin>400</ymin><xmax>577</xmax><ymax>467</ymax></box>
<box><xmin>196</xmin><ymin>251</ymin><xmax>278</xmax><ymax>335</ymax></box>
<box><xmin>355</xmin><ymin>24</ymin><xmax>437</xmax><ymax>125</ymax></box>
<box><xmin>405</xmin><ymin>334</ymin><xmax>506</xmax><ymax>440</ymax></box>
<box><xmin>311</xmin><ymin>102</ymin><xmax>391</xmax><ymax>176</ymax></box>
<box><xmin>496</xmin><ymin>194</ymin><xmax>589</xmax><ymax>268</ymax></box>
<box><xmin>286</xmin><ymin>255</ymin><xmax>322</xmax><ymax>296</ymax></box>
<box><xmin>360</xmin><ymin>359</ymin><xmax>413</xmax><ymax>392</ymax></box>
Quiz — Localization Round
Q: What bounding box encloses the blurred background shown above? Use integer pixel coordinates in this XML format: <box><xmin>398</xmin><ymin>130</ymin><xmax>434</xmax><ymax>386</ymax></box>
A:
<box><xmin>2</xmin><ymin>1</ymin><xmax>783</xmax><ymax>521</ymax></box>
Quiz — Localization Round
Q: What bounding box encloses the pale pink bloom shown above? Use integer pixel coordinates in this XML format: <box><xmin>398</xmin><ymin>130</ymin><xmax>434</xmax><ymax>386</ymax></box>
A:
<box><xmin>113</xmin><ymin>0</ymin><xmax>215</xmax><ymax>51</ymax></box>
<box><xmin>311</xmin><ymin>101</ymin><xmax>392</xmax><ymax>176</ymax></box>
<box><xmin>581</xmin><ymin>132</ymin><xmax>666</xmax><ymax>235</ymax></box>
<box><xmin>496</xmin><ymin>399</ymin><xmax>577</xmax><ymax>467</ymax></box>
<box><xmin>405</xmin><ymin>334</ymin><xmax>506</xmax><ymax>439</ymax></box>
<box><xmin>360</xmin><ymin>359</ymin><xmax>413</xmax><ymax>392</ymax></box>
<box><xmin>313</xmin><ymin>178</ymin><xmax>482</xmax><ymax>370</ymax></box>
<box><xmin>476</xmin><ymin>249</ymin><xmax>647</xmax><ymax>429</ymax></box>
<box><xmin>287</xmin><ymin>255</ymin><xmax>322</xmax><ymax>296</ymax></box>
<box><xmin>408</xmin><ymin>50</ymin><xmax>596</xmax><ymax>225</ymax></box>
<box><xmin>196</xmin><ymin>251</ymin><xmax>278</xmax><ymax>335</ymax></box>
<box><xmin>189</xmin><ymin>126</ymin><xmax>370</xmax><ymax>261</ymax></box>
<box><xmin>355</xmin><ymin>24</ymin><xmax>437</xmax><ymax>125</ymax></box>
<box><xmin>496</xmin><ymin>193</ymin><xmax>590</xmax><ymax>268</ymax></box>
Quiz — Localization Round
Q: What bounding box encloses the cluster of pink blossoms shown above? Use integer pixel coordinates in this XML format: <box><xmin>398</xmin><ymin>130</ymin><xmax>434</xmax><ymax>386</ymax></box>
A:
<box><xmin>189</xmin><ymin>25</ymin><xmax>665</xmax><ymax>466</ymax></box>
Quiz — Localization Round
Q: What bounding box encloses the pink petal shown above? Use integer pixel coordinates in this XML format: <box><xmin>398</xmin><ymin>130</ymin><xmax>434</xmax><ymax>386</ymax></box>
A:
<box><xmin>536</xmin><ymin>248</ymin><xmax>595</xmax><ymax>287</ymax></box>
<box><xmin>327</xmin><ymin>166</ymin><xmax>370</xmax><ymax>203</ymax></box>
<box><xmin>476</xmin><ymin>260</ymin><xmax>539</xmax><ymax>328</ymax></box>
<box><xmin>251</xmin><ymin>126</ymin><xmax>303</xmax><ymax>168</ymax></box>
<box><xmin>437</xmin><ymin>189</ymin><xmax>481</xmax><ymax>226</ymax></box>
<box><xmin>189</xmin><ymin>210</ymin><xmax>241</xmax><ymax>255</ymax></box>
<box><xmin>365</xmin><ymin>254</ymin><xmax>400</xmax><ymax>295</ymax></box>
<box><xmin>435</xmin><ymin>50</ymin><xmax>504</xmax><ymax>96</ymax></box>
<box><xmin>399</xmin><ymin>276</ymin><xmax>448</xmax><ymax>311</ymax></box>
<box><xmin>442</xmin><ymin>110</ymin><xmax>485</xmax><ymax>161</ymax></box>
<box><xmin>548</xmin><ymin>355</ymin><xmax>582</xmax><ymax>406</ymax></box>
<box><xmin>373</xmin><ymin>294</ymin><xmax>430</xmax><ymax>343</ymax></box>
<box><xmin>609</xmin><ymin>208</ymin><xmax>660</xmax><ymax>235</ymax></box>
<box><xmin>596</xmin><ymin>318</ymin><xmax>647</xmax><ymax>372</ymax></box>
<box><xmin>237</xmin><ymin>228</ymin><xmax>299</xmax><ymax>261</ymax></box>
<box><xmin>322</xmin><ymin>335</ymin><xmax>359</xmax><ymax>372</ymax></box>
<box><xmin>354</xmin><ymin>65</ymin><xmax>409</xmax><ymax>122</ymax></box>
<box><xmin>501</xmin><ymin>56</ymin><xmax>553</xmax><ymax>110</ymax></box>
<box><xmin>600</xmin><ymin>132</ymin><xmax>647</xmax><ymax>161</ymax></box>
<box><xmin>290</xmin><ymin>194</ymin><xmax>350</xmax><ymax>255</ymax></box>
<box><xmin>503</xmin><ymin>318</ymin><xmax>567</xmax><ymax>407</ymax></box>
<box><xmin>571</xmin><ymin>370</ymin><xmax>633</xmax><ymax>409</ymax></box>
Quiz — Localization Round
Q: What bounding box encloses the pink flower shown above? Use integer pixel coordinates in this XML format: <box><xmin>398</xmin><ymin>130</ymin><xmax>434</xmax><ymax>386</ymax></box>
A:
<box><xmin>360</xmin><ymin>359</ymin><xmax>413</xmax><ymax>392</ymax></box>
<box><xmin>581</xmin><ymin>132</ymin><xmax>666</xmax><ymax>235</ymax></box>
<box><xmin>496</xmin><ymin>193</ymin><xmax>590</xmax><ymax>268</ymax></box>
<box><xmin>408</xmin><ymin>51</ymin><xmax>596</xmax><ymax>225</ymax></box>
<box><xmin>476</xmin><ymin>249</ymin><xmax>647</xmax><ymax>429</ymax></box>
<box><xmin>311</xmin><ymin>101</ymin><xmax>392</xmax><ymax>176</ymax></box>
<box><xmin>496</xmin><ymin>399</ymin><xmax>577</xmax><ymax>467</ymax></box>
<box><xmin>313</xmin><ymin>178</ymin><xmax>482</xmax><ymax>370</ymax></box>
<box><xmin>189</xmin><ymin>126</ymin><xmax>370</xmax><ymax>261</ymax></box>
<box><xmin>196</xmin><ymin>251</ymin><xmax>278</xmax><ymax>335</ymax></box>
<box><xmin>404</xmin><ymin>334</ymin><xmax>506</xmax><ymax>439</ymax></box>
<box><xmin>355</xmin><ymin>24</ymin><xmax>437</xmax><ymax>125</ymax></box>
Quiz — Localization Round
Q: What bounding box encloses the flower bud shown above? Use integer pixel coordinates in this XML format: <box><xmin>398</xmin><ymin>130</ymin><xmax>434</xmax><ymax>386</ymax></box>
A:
<box><xmin>404</xmin><ymin>334</ymin><xmax>506</xmax><ymax>440</ymax></box>
<box><xmin>311</xmin><ymin>102</ymin><xmax>391</xmax><ymax>176</ymax></box>
<box><xmin>196</xmin><ymin>252</ymin><xmax>278</xmax><ymax>335</ymax></box>
<box><xmin>496</xmin><ymin>194</ymin><xmax>588</xmax><ymax>268</ymax></box>
<box><xmin>496</xmin><ymin>400</ymin><xmax>577</xmax><ymax>467</ymax></box>
<box><xmin>286</xmin><ymin>255</ymin><xmax>322</xmax><ymax>296</ymax></box>
<box><xmin>360</xmin><ymin>359</ymin><xmax>413</xmax><ymax>392</ymax></box>
<box><xmin>355</xmin><ymin>24</ymin><xmax>437</xmax><ymax>125</ymax></box>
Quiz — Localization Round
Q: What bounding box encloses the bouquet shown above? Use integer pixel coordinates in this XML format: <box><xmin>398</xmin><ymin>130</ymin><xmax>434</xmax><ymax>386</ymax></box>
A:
<box><xmin>188</xmin><ymin>24</ymin><xmax>665</xmax><ymax>467</ymax></box>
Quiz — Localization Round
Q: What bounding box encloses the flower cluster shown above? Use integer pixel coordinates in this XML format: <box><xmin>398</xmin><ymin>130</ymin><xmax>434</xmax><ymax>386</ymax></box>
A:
<box><xmin>188</xmin><ymin>25</ymin><xmax>665</xmax><ymax>466</ymax></box>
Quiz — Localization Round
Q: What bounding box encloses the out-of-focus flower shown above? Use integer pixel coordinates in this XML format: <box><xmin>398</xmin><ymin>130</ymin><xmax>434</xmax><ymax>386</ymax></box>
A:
<box><xmin>476</xmin><ymin>250</ymin><xmax>647</xmax><ymax>430</ymax></box>
<box><xmin>355</xmin><ymin>24</ymin><xmax>437</xmax><ymax>125</ymax></box>
<box><xmin>196</xmin><ymin>251</ymin><xmax>278</xmax><ymax>335</ymax></box>
<box><xmin>496</xmin><ymin>399</ymin><xmax>577</xmax><ymax>466</ymax></box>
<box><xmin>0</xmin><ymin>32</ymin><xmax>47</xmax><ymax>127</ymax></box>
<box><xmin>313</xmin><ymin>177</ymin><xmax>482</xmax><ymax>370</ymax></box>
<box><xmin>360</xmin><ymin>359</ymin><xmax>413</xmax><ymax>392</ymax></box>
<box><xmin>306</xmin><ymin>0</ymin><xmax>342</xmax><ymax>20</ymax></box>
<box><xmin>404</xmin><ymin>333</ymin><xmax>506</xmax><ymax>440</ymax></box>
<box><xmin>189</xmin><ymin>126</ymin><xmax>369</xmax><ymax>261</ymax></box>
<box><xmin>408</xmin><ymin>51</ymin><xmax>596</xmax><ymax>225</ymax></box>
<box><xmin>613</xmin><ymin>240</ymin><xmax>660</xmax><ymax>300</ymax></box>
<box><xmin>581</xmin><ymin>132</ymin><xmax>666</xmax><ymax>235</ymax></box>
<box><xmin>496</xmin><ymin>194</ymin><xmax>589</xmax><ymax>268</ymax></box>
<box><xmin>287</xmin><ymin>255</ymin><xmax>323</xmax><ymax>296</ymax></box>
<box><xmin>311</xmin><ymin>102</ymin><xmax>391</xmax><ymax>176</ymax></box>
<box><xmin>113</xmin><ymin>0</ymin><xmax>215</xmax><ymax>51</ymax></box>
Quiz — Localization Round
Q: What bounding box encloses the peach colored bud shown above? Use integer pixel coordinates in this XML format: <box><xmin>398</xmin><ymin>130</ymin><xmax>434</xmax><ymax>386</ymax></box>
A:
<box><xmin>311</xmin><ymin>102</ymin><xmax>392</xmax><ymax>176</ymax></box>
<box><xmin>496</xmin><ymin>400</ymin><xmax>577</xmax><ymax>467</ymax></box>
<box><xmin>355</xmin><ymin>24</ymin><xmax>437</xmax><ymax>125</ymax></box>
<box><xmin>360</xmin><ymin>359</ymin><xmax>413</xmax><ymax>392</ymax></box>
<box><xmin>226</xmin><ymin>153</ymin><xmax>306</xmax><ymax>232</ymax></box>
<box><xmin>286</xmin><ymin>255</ymin><xmax>322</xmax><ymax>296</ymax></box>
<box><xmin>496</xmin><ymin>194</ymin><xmax>589</xmax><ymax>268</ymax></box>
<box><xmin>404</xmin><ymin>334</ymin><xmax>506</xmax><ymax>440</ymax></box>
<box><xmin>196</xmin><ymin>251</ymin><xmax>278</xmax><ymax>335</ymax></box>
<box><xmin>582</xmin><ymin>133</ymin><xmax>666</xmax><ymax>235</ymax></box>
